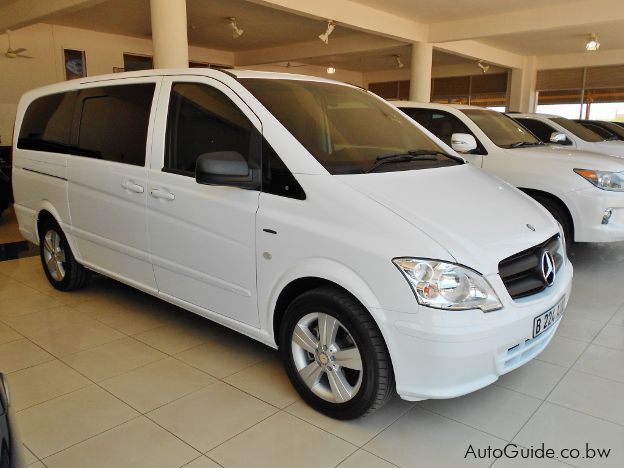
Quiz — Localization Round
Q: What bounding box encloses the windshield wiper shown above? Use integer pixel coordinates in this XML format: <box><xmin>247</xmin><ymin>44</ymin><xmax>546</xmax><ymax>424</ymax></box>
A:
<box><xmin>365</xmin><ymin>150</ymin><xmax>446</xmax><ymax>174</ymax></box>
<box><xmin>509</xmin><ymin>141</ymin><xmax>543</xmax><ymax>148</ymax></box>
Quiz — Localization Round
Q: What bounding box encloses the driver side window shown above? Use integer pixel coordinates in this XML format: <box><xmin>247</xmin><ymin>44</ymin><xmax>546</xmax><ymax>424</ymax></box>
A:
<box><xmin>165</xmin><ymin>83</ymin><xmax>255</xmax><ymax>176</ymax></box>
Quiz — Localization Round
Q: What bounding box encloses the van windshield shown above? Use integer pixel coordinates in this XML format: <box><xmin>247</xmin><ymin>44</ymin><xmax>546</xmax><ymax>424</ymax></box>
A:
<box><xmin>240</xmin><ymin>78</ymin><xmax>462</xmax><ymax>174</ymax></box>
<box><xmin>462</xmin><ymin>109</ymin><xmax>541</xmax><ymax>149</ymax></box>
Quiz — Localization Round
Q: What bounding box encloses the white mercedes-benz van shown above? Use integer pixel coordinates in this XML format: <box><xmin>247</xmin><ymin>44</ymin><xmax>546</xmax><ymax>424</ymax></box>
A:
<box><xmin>13</xmin><ymin>69</ymin><xmax>572</xmax><ymax>419</ymax></box>
<box><xmin>396</xmin><ymin>102</ymin><xmax>624</xmax><ymax>245</ymax></box>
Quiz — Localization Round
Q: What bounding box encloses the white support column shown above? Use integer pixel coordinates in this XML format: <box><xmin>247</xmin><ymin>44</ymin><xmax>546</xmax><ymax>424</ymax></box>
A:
<box><xmin>409</xmin><ymin>42</ymin><xmax>433</xmax><ymax>102</ymax></box>
<box><xmin>150</xmin><ymin>0</ymin><xmax>189</xmax><ymax>69</ymax></box>
<box><xmin>508</xmin><ymin>56</ymin><xmax>537</xmax><ymax>113</ymax></box>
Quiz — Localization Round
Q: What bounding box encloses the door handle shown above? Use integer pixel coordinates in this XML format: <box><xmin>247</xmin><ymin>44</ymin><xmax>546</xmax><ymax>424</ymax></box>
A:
<box><xmin>150</xmin><ymin>188</ymin><xmax>175</xmax><ymax>201</ymax></box>
<box><xmin>121</xmin><ymin>180</ymin><xmax>144</xmax><ymax>193</ymax></box>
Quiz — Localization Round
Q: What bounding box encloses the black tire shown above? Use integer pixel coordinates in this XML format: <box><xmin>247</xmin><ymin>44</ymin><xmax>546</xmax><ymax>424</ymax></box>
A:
<box><xmin>39</xmin><ymin>218</ymin><xmax>89</xmax><ymax>291</ymax></box>
<box><xmin>532</xmin><ymin>195</ymin><xmax>573</xmax><ymax>251</ymax></box>
<box><xmin>279</xmin><ymin>286</ymin><xmax>394</xmax><ymax>419</ymax></box>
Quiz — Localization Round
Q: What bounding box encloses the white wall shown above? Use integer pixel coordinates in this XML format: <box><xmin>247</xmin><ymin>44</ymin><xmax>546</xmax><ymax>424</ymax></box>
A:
<box><xmin>0</xmin><ymin>23</ymin><xmax>235</xmax><ymax>145</ymax></box>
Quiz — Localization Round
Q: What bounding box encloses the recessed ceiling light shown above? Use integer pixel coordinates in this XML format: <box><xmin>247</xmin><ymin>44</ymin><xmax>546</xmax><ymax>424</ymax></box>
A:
<box><xmin>319</xmin><ymin>21</ymin><xmax>335</xmax><ymax>45</ymax></box>
<box><xmin>228</xmin><ymin>17</ymin><xmax>244</xmax><ymax>39</ymax></box>
<box><xmin>586</xmin><ymin>34</ymin><xmax>600</xmax><ymax>51</ymax></box>
<box><xmin>394</xmin><ymin>54</ymin><xmax>404</xmax><ymax>69</ymax></box>
<box><xmin>326</xmin><ymin>65</ymin><xmax>336</xmax><ymax>74</ymax></box>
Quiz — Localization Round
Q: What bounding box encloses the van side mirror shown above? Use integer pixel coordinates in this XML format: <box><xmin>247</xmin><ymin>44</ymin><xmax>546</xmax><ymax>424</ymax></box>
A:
<box><xmin>549</xmin><ymin>132</ymin><xmax>569</xmax><ymax>145</ymax></box>
<box><xmin>195</xmin><ymin>151</ymin><xmax>260</xmax><ymax>189</ymax></box>
<box><xmin>451</xmin><ymin>133</ymin><xmax>478</xmax><ymax>153</ymax></box>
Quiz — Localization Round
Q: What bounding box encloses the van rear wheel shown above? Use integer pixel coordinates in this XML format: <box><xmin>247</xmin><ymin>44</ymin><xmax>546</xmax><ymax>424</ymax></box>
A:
<box><xmin>279</xmin><ymin>286</ymin><xmax>394</xmax><ymax>419</ymax></box>
<box><xmin>39</xmin><ymin>219</ymin><xmax>89</xmax><ymax>291</ymax></box>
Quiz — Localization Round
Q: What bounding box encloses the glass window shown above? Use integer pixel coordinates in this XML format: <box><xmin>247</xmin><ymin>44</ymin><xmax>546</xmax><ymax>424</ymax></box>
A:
<box><xmin>578</xmin><ymin>122</ymin><xmax>618</xmax><ymax>140</ymax></box>
<box><xmin>18</xmin><ymin>92</ymin><xmax>78</xmax><ymax>153</ymax></box>
<box><xmin>462</xmin><ymin>109</ymin><xmax>541</xmax><ymax>148</ymax></box>
<box><xmin>594</xmin><ymin>121</ymin><xmax>624</xmax><ymax>140</ymax></box>
<box><xmin>262</xmin><ymin>139</ymin><xmax>305</xmax><ymax>199</ymax></box>
<box><xmin>550</xmin><ymin>117</ymin><xmax>604</xmax><ymax>142</ymax></box>
<box><xmin>123</xmin><ymin>54</ymin><xmax>153</xmax><ymax>71</ymax></box>
<box><xmin>514</xmin><ymin>118</ymin><xmax>557</xmax><ymax>143</ymax></box>
<box><xmin>76</xmin><ymin>84</ymin><xmax>155</xmax><ymax>165</ymax></box>
<box><xmin>400</xmin><ymin>108</ymin><xmax>473</xmax><ymax>147</ymax></box>
<box><xmin>241</xmin><ymin>79</ymin><xmax>461</xmax><ymax>175</ymax></box>
<box><xmin>165</xmin><ymin>83</ymin><xmax>256</xmax><ymax>175</ymax></box>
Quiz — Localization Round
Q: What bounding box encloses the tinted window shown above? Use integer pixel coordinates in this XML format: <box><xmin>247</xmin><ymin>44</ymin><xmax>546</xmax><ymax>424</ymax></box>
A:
<box><xmin>75</xmin><ymin>84</ymin><xmax>154</xmax><ymax>165</ymax></box>
<box><xmin>514</xmin><ymin>118</ymin><xmax>555</xmax><ymax>142</ymax></box>
<box><xmin>241</xmin><ymin>79</ymin><xmax>461</xmax><ymax>175</ymax></box>
<box><xmin>462</xmin><ymin>109</ymin><xmax>541</xmax><ymax>148</ymax></box>
<box><xmin>18</xmin><ymin>92</ymin><xmax>78</xmax><ymax>152</ymax></box>
<box><xmin>579</xmin><ymin>122</ymin><xmax>617</xmax><ymax>140</ymax></box>
<box><xmin>401</xmin><ymin>108</ymin><xmax>483</xmax><ymax>151</ymax></box>
<box><xmin>262</xmin><ymin>139</ymin><xmax>305</xmax><ymax>199</ymax></box>
<box><xmin>165</xmin><ymin>83</ymin><xmax>256</xmax><ymax>175</ymax></box>
<box><xmin>551</xmin><ymin>117</ymin><xmax>604</xmax><ymax>142</ymax></box>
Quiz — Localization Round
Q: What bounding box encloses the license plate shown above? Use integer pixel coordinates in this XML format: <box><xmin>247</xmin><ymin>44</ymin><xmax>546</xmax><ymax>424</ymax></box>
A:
<box><xmin>533</xmin><ymin>298</ymin><xmax>565</xmax><ymax>338</ymax></box>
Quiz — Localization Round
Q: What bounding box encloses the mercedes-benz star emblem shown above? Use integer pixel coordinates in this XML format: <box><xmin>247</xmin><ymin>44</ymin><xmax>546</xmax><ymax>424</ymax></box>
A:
<box><xmin>527</xmin><ymin>224</ymin><xmax>536</xmax><ymax>232</ymax></box>
<box><xmin>540</xmin><ymin>250</ymin><xmax>556</xmax><ymax>286</ymax></box>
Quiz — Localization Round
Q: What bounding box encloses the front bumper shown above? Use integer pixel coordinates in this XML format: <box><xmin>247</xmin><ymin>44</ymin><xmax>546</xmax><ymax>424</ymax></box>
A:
<box><xmin>374</xmin><ymin>259</ymin><xmax>573</xmax><ymax>401</ymax></box>
<box><xmin>565</xmin><ymin>187</ymin><xmax>624</xmax><ymax>243</ymax></box>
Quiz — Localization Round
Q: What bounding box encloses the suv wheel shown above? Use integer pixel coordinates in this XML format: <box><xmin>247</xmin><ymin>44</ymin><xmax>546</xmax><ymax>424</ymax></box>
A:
<box><xmin>39</xmin><ymin>219</ymin><xmax>89</xmax><ymax>291</ymax></box>
<box><xmin>280</xmin><ymin>286</ymin><xmax>394</xmax><ymax>419</ymax></box>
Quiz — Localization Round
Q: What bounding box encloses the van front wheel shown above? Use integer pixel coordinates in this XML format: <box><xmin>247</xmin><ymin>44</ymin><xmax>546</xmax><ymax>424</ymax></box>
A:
<box><xmin>39</xmin><ymin>219</ymin><xmax>89</xmax><ymax>291</ymax></box>
<box><xmin>279</xmin><ymin>286</ymin><xmax>394</xmax><ymax>419</ymax></box>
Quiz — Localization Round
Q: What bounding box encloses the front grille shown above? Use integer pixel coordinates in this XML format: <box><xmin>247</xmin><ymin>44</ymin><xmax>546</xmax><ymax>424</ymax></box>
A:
<box><xmin>498</xmin><ymin>234</ymin><xmax>563</xmax><ymax>299</ymax></box>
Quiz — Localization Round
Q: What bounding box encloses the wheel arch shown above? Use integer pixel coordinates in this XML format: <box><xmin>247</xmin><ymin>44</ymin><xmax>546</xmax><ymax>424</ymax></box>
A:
<box><xmin>518</xmin><ymin>188</ymin><xmax>575</xmax><ymax>240</ymax></box>
<box><xmin>35</xmin><ymin>203</ymin><xmax>81</xmax><ymax>261</ymax></box>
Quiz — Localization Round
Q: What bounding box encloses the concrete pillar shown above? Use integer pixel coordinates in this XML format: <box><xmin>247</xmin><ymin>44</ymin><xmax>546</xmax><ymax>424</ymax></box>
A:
<box><xmin>409</xmin><ymin>42</ymin><xmax>433</xmax><ymax>102</ymax></box>
<box><xmin>508</xmin><ymin>56</ymin><xmax>537</xmax><ymax>113</ymax></box>
<box><xmin>150</xmin><ymin>0</ymin><xmax>189</xmax><ymax>68</ymax></box>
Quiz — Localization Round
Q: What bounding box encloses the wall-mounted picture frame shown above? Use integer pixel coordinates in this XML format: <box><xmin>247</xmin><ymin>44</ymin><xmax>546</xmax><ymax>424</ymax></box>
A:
<box><xmin>63</xmin><ymin>49</ymin><xmax>87</xmax><ymax>80</ymax></box>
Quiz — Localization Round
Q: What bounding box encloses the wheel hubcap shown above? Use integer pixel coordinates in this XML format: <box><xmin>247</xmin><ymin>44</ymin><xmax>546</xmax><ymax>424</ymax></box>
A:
<box><xmin>291</xmin><ymin>312</ymin><xmax>363</xmax><ymax>403</ymax></box>
<box><xmin>43</xmin><ymin>230</ymin><xmax>66</xmax><ymax>281</ymax></box>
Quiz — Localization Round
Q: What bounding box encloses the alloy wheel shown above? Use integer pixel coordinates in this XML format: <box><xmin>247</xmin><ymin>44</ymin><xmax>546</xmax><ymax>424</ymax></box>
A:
<box><xmin>42</xmin><ymin>230</ymin><xmax>66</xmax><ymax>281</ymax></box>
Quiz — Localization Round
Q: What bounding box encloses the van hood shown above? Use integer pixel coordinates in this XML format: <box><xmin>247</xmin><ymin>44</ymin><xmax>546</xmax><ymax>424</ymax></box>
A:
<box><xmin>512</xmin><ymin>145</ymin><xmax>624</xmax><ymax>170</ymax></box>
<box><xmin>336</xmin><ymin>164</ymin><xmax>558</xmax><ymax>275</ymax></box>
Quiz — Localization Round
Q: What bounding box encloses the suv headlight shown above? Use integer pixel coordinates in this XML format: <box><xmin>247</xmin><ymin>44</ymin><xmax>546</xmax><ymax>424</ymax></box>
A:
<box><xmin>574</xmin><ymin>169</ymin><xmax>624</xmax><ymax>191</ymax></box>
<box><xmin>393</xmin><ymin>258</ymin><xmax>502</xmax><ymax>312</ymax></box>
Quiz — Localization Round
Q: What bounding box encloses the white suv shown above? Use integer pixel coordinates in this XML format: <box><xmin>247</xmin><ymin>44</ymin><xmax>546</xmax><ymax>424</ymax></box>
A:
<box><xmin>509</xmin><ymin>113</ymin><xmax>624</xmax><ymax>157</ymax></box>
<box><xmin>13</xmin><ymin>70</ymin><xmax>572</xmax><ymax>419</ymax></box>
<box><xmin>396</xmin><ymin>102</ymin><xmax>624</xmax><ymax>244</ymax></box>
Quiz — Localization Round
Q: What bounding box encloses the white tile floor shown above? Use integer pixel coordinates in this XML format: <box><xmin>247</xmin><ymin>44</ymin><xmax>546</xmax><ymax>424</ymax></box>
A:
<box><xmin>1</xmin><ymin>210</ymin><xmax>624</xmax><ymax>467</ymax></box>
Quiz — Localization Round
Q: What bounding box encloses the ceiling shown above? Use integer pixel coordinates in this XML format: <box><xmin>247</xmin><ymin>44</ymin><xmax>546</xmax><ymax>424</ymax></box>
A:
<box><xmin>43</xmin><ymin>0</ymin><xmax>368</xmax><ymax>51</ymax></box>
<box><xmin>481</xmin><ymin>21</ymin><xmax>624</xmax><ymax>55</ymax></box>
<box><xmin>352</xmin><ymin>0</ymin><xmax>578</xmax><ymax>23</ymax></box>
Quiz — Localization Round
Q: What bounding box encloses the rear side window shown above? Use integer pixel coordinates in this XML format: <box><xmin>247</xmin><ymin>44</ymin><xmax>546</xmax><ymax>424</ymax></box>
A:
<box><xmin>18</xmin><ymin>84</ymin><xmax>155</xmax><ymax>167</ymax></box>
<box><xmin>18</xmin><ymin>92</ymin><xmax>78</xmax><ymax>152</ymax></box>
<box><xmin>165</xmin><ymin>83</ymin><xmax>256</xmax><ymax>175</ymax></box>
<box><xmin>76</xmin><ymin>84</ymin><xmax>155</xmax><ymax>165</ymax></box>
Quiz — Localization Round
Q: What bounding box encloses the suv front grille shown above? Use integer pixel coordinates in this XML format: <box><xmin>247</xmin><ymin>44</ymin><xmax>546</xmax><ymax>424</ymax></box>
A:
<box><xmin>498</xmin><ymin>235</ymin><xmax>563</xmax><ymax>299</ymax></box>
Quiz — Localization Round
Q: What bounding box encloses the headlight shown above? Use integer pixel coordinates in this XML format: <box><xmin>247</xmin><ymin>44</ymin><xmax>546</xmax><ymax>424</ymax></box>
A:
<box><xmin>574</xmin><ymin>169</ymin><xmax>624</xmax><ymax>191</ymax></box>
<box><xmin>393</xmin><ymin>258</ymin><xmax>502</xmax><ymax>312</ymax></box>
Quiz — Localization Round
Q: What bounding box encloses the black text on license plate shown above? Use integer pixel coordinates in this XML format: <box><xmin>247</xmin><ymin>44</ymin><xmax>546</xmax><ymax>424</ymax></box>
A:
<box><xmin>533</xmin><ymin>299</ymin><xmax>564</xmax><ymax>338</ymax></box>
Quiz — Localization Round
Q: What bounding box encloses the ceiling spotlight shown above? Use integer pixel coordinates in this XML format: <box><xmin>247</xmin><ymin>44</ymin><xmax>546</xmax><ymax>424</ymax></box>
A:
<box><xmin>394</xmin><ymin>54</ymin><xmax>404</xmax><ymax>69</ymax></box>
<box><xmin>586</xmin><ymin>33</ymin><xmax>600</xmax><ymax>51</ymax></box>
<box><xmin>326</xmin><ymin>65</ymin><xmax>336</xmax><ymax>74</ymax></box>
<box><xmin>228</xmin><ymin>17</ymin><xmax>244</xmax><ymax>39</ymax></box>
<box><xmin>477</xmin><ymin>60</ymin><xmax>490</xmax><ymax>74</ymax></box>
<box><xmin>319</xmin><ymin>21</ymin><xmax>335</xmax><ymax>45</ymax></box>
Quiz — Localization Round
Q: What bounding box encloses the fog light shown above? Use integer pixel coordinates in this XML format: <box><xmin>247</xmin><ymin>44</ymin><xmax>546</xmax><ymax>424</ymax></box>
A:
<box><xmin>602</xmin><ymin>208</ymin><xmax>613</xmax><ymax>225</ymax></box>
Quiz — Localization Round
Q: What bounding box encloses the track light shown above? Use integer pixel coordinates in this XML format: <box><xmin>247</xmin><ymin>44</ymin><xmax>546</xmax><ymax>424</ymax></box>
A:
<box><xmin>586</xmin><ymin>34</ymin><xmax>600</xmax><ymax>51</ymax></box>
<box><xmin>477</xmin><ymin>60</ymin><xmax>490</xmax><ymax>74</ymax></box>
<box><xmin>394</xmin><ymin>54</ymin><xmax>404</xmax><ymax>69</ymax></box>
<box><xmin>319</xmin><ymin>21</ymin><xmax>335</xmax><ymax>45</ymax></box>
<box><xmin>326</xmin><ymin>65</ymin><xmax>336</xmax><ymax>74</ymax></box>
<box><xmin>228</xmin><ymin>17</ymin><xmax>244</xmax><ymax>39</ymax></box>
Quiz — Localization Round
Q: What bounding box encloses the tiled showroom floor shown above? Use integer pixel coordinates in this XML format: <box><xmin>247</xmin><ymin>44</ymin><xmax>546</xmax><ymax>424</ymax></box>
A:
<box><xmin>1</xmin><ymin>208</ymin><xmax>624</xmax><ymax>468</ymax></box>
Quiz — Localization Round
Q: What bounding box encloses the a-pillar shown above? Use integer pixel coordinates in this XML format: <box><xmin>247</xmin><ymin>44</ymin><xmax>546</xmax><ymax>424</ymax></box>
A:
<box><xmin>508</xmin><ymin>56</ymin><xmax>537</xmax><ymax>113</ymax></box>
<box><xmin>409</xmin><ymin>42</ymin><xmax>433</xmax><ymax>102</ymax></box>
<box><xmin>150</xmin><ymin>0</ymin><xmax>189</xmax><ymax>68</ymax></box>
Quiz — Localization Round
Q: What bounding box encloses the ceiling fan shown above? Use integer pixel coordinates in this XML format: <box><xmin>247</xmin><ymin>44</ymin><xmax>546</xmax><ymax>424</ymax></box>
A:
<box><xmin>4</xmin><ymin>30</ymin><xmax>33</xmax><ymax>59</ymax></box>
